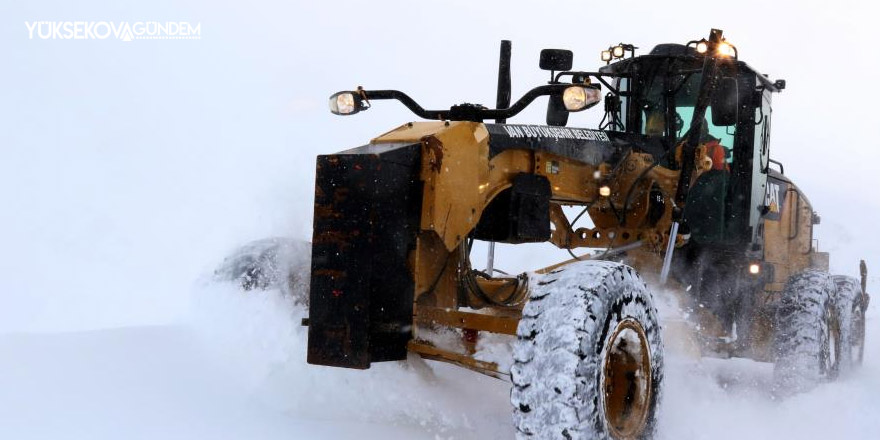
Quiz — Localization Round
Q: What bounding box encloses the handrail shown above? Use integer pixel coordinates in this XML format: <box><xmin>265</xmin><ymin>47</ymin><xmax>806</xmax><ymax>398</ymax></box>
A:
<box><xmin>362</xmin><ymin>84</ymin><xmax>577</xmax><ymax>121</ymax></box>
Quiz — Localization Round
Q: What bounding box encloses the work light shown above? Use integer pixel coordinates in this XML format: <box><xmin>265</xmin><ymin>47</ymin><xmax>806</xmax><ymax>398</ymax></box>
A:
<box><xmin>717</xmin><ymin>41</ymin><xmax>735</xmax><ymax>57</ymax></box>
<box><xmin>696</xmin><ymin>40</ymin><xmax>709</xmax><ymax>54</ymax></box>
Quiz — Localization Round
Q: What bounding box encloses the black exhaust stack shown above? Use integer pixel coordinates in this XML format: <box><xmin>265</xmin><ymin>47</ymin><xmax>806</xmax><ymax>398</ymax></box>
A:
<box><xmin>496</xmin><ymin>40</ymin><xmax>512</xmax><ymax>124</ymax></box>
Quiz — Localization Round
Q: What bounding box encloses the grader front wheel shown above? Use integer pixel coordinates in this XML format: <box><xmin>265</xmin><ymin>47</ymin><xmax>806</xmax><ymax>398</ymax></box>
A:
<box><xmin>511</xmin><ymin>261</ymin><xmax>663</xmax><ymax>440</ymax></box>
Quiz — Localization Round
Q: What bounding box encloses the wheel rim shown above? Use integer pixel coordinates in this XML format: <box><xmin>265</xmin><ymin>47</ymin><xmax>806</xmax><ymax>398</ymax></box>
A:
<box><xmin>602</xmin><ymin>318</ymin><xmax>652</xmax><ymax>439</ymax></box>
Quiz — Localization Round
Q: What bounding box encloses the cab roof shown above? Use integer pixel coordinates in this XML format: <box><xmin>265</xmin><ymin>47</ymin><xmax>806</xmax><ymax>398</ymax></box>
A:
<box><xmin>598</xmin><ymin>43</ymin><xmax>783</xmax><ymax>93</ymax></box>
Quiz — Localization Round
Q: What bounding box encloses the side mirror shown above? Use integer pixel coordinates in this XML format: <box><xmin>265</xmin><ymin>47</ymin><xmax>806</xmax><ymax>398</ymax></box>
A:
<box><xmin>329</xmin><ymin>91</ymin><xmax>368</xmax><ymax>116</ymax></box>
<box><xmin>711</xmin><ymin>77</ymin><xmax>738</xmax><ymax>126</ymax></box>
<box><xmin>539</xmin><ymin>49</ymin><xmax>573</xmax><ymax>72</ymax></box>
<box><xmin>546</xmin><ymin>94</ymin><xmax>570</xmax><ymax>127</ymax></box>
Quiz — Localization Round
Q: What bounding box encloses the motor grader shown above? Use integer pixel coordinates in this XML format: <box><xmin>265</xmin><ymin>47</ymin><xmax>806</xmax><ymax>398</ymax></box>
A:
<box><xmin>296</xmin><ymin>29</ymin><xmax>869</xmax><ymax>439</ymax></box>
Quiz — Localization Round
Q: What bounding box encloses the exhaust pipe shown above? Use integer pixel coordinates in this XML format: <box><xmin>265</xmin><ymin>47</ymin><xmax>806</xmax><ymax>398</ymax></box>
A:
<box><xmin>495</xmin><ymin>40</ymin><xmax>512</xmax><ymax>123</ymax></box>
<box><xmin>487</xmin><ymin>40</ymin><xmax>512</xmax><ymax>274</ymax></box>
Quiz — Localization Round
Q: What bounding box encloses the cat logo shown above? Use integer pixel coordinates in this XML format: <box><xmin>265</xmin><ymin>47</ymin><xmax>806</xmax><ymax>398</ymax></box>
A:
<box><xmin>763</xmin><ymin>179</ymin><xmax>788</xmax><ymax>221</ymax></box>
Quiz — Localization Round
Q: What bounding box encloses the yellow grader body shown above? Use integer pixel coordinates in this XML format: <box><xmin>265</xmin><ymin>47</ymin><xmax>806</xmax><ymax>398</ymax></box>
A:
<box><xmin>300</xmin><ymin>30</ymin><xmax>869</xmax><ymax>439</ymax></box>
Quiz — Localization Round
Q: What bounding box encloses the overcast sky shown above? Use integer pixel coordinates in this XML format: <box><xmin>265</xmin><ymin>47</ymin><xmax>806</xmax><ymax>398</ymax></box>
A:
<box><xmin>1</xmin><ymin>0</ymin><xmax>878</xmax><ymax>332</ymax></box>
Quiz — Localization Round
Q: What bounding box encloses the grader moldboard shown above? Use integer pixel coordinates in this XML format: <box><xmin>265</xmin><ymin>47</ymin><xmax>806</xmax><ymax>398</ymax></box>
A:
<box><xmin>302</xmin><ymin>29</ymin><xmax>869</xmax><ymax>438</ymax></box>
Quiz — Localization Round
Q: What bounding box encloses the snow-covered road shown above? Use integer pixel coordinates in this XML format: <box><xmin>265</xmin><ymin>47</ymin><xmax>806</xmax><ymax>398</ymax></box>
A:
<box><xmin>2</xmin><ymin>282</ymin><xmax>877</xmax><ymax>440</ymax></box>
<box><xmin>0</xmin><ymin>326</ymin><xmax>437</xmax><ymax>440</ymax></box>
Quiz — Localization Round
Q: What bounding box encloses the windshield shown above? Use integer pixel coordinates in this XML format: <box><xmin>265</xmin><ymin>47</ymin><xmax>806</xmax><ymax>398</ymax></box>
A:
<box><xmin>636</xmin><ymin>61</ymin><xmax>735</xmax><ymax>166</ymax></box>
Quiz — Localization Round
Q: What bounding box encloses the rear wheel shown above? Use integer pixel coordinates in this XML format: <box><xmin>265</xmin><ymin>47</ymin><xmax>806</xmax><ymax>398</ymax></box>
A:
<box><xmin>773</xmin><ymin>270</ymin><xmax>839</xmax><ymax>393</ymax></box>
<box><xmin>511</xmin><ymin>261</ymin><xmax>663</xmax><ymax>439</ymax></box>
<box><xmin>833</xmin><ymin>275</ymin><xmax>867</xmax><ymax>373</ymax></box>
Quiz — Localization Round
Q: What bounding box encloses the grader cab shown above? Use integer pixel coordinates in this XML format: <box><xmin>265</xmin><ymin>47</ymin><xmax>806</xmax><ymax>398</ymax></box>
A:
<box><xmin>304</xmin><ymin>29</ymin><xmax>869</xmax><ymax>439</ymax></box>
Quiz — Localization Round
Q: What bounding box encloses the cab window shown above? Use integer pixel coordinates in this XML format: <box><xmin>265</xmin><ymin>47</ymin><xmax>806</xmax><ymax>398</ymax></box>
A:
<box><xmin>638</xmin><ymin>69</ymin><xmax>734</xmax><ymax>166</ymax></box>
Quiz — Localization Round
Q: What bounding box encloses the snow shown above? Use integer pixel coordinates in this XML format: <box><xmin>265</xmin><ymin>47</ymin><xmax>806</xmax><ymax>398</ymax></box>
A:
<box><xmin>2</xmin><ymin>271</ymin><xmax>877</xmax><ymax>439</ymax></box>
<box><xmin>474</xmin><ymin>332</ymin><xmax>516</xmax><ymax>374</ymax></box>
<box><xmin>661</xmin><ymin>355</ymin><xmax>880</xmax><ymax>439</ymax></box>
<box><xmin>0</xmin><ymin>326</ymin><xmax>436</xmax><ymax>440</ymax></box>
<box><xmin>188</xmin><ymin>282</ymin><xmax>515</xmax><ymax>439</ymax></box>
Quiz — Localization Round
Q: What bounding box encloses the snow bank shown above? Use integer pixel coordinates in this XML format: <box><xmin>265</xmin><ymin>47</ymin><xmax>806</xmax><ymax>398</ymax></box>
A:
<box><xmin>189</xmin><ymin>279</ymin><xmax>514</xmax><ymax>439</ymax></box>
<box><xmin>187</xmin><ymin>265</ymin><xmax>880</xmax><ymax>440</ymax></box>
<box><xmin>1</xmin><ymin>261</ymin><xmax>876</xmax><ymax>439</ymax></box>
<box><xmin>657</xmin><ymin>292</ymin><xmax>880</xmax><ymax>440</ymax></box>
<box><xmin>0</xmin><ymin>325</ymin><xmax>434</xmax><ymax>440</ymax></box>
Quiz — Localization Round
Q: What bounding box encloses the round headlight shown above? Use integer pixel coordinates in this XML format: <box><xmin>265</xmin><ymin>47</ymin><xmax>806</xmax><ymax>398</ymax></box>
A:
<box><xmin>563</xmin><ymin>87</ymin><xmax>587</xmax><ymax>111</ymax></box>
<box><xmin>563</xmin><ymin>86</ymin><xmax>602</xmax><ymax>112</ymax></box>
<box><xmin>329</xmin><ymin>92</ymin><xmax>360</xmax><ymax>115</ymax></box>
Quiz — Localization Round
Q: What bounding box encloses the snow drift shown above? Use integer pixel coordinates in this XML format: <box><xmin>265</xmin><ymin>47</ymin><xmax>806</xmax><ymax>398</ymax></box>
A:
<box><xmin>0</xmin><ymin>247</ymin><xmax>878</xmax><ymax>439</ymax></box>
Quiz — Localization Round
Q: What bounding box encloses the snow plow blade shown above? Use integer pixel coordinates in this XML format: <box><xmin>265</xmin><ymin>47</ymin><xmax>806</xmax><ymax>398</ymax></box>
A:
<box><xmin>306</xmin><ymin>143</ymin><xmax>422</xmax><ymax>369</ymax></box>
